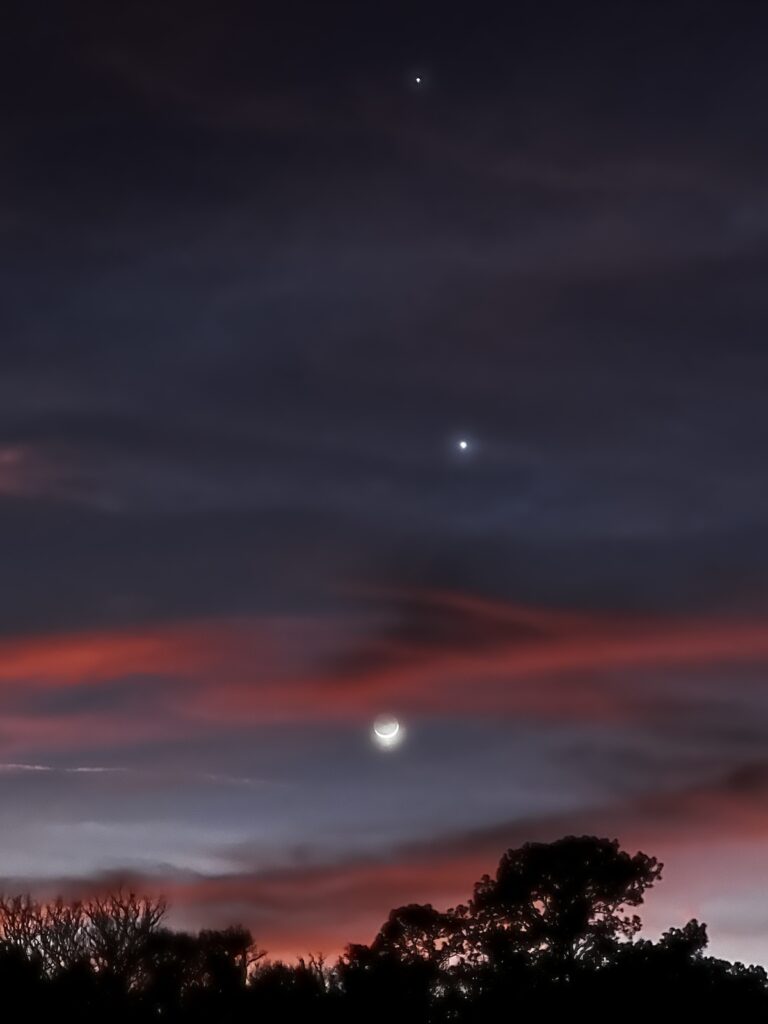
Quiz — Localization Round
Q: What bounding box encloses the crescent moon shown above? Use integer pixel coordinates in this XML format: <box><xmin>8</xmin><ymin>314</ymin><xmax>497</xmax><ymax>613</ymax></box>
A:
<box><xmin>374</xmin><ymin>718</ymin><xmax>399</xmax><ymax>740</ymax></box>
<box><xmin>372</xmin><ymin>715</ymin><xmax>402</xmax><ymax>748</ymax></box>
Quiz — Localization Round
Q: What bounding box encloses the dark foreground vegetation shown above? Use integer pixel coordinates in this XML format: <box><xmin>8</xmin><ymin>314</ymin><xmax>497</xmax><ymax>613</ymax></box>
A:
<box><xmin>0</xmin><ymin>836</ymin><xmax>764</xmax><ymax>1021</ymax></box>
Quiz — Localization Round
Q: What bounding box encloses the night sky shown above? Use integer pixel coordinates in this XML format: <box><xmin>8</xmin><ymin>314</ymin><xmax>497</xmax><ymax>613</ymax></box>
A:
<box><xmin>3</xmin><ymin>0</ymin><xmax>768</xmax><ymax>962</ymax></box>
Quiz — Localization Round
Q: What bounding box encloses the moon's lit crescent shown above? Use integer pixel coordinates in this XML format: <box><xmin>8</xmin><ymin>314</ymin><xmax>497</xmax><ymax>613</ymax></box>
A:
<box><xmin>372</xmin><ymin>715</ymin><xmax>402</xmax><ymax>747</ymax></box>
<box><xmin>374</xmin><ymin>718</ymin><xmax>399</xmax><ymax>740</ymax></box>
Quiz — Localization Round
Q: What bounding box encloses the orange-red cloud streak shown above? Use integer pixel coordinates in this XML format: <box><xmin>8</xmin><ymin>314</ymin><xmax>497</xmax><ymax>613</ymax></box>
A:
<box><xmin>0</xmin><ymin>590</ymin><xmax>767</xmax><ymax>752</ymax></box>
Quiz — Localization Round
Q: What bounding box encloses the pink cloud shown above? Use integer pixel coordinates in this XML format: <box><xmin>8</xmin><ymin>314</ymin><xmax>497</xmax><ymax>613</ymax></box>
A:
<box><xmin>0</xmin><ymin>589</ymin><xmax>767</xmax><ymax>755</ymax></box>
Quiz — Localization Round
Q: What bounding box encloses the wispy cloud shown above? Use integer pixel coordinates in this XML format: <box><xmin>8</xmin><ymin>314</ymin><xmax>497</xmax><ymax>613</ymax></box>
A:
<box><xmin>0</xmin><ymin>763</ymin><xmax>277</xmax><ymax>790</ymax></box>
<box><xmin>0</xmin><ymin>763</ymin><xmax>125</xmax><ymax>774</ymax></box>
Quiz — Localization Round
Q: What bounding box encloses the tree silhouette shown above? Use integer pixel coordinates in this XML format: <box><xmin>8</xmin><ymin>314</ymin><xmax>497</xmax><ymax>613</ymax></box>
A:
<box><xmin>0</xmin><ymin>836</ymin><xmax>762</xmax><ymax>1020</ymax></box>
<box><xmin>84</xmin><ymin>890</ymin><xmax>167</xmax><ymax>982</ymax></box>
<box><xmin>464</xmin><ymin>835</ymin><xmax>662</xmax><ymax>976</ymax></box>
<box><xmin>371</xmin><ymin>903</ymin><xmax>454</xmax><ymax>966</ymax></box>
<box><xmin>0</xmin><ymin>894</ymin><xmax>90</xmax><ymax>975</ymax></box>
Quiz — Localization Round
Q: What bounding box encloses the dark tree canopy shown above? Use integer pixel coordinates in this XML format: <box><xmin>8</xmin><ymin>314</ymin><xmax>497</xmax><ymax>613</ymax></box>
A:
<box><xmin>468</xmin><ymin>835</ymin><xmax>662</xmax><ymax>971</ymax></box>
